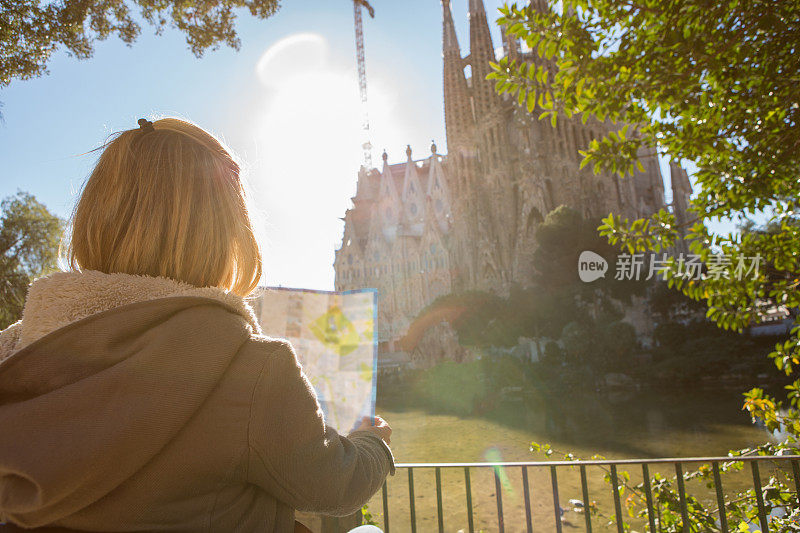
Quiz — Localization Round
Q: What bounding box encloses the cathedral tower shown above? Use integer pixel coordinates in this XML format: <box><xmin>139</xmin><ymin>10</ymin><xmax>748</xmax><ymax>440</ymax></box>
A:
<box><xmin>468</xmin><ymin>0</ymin><xmax>507</xmax><ymax>167</ymax></box>
<box><xmin>500</xmin><ymin>24</ymin><xmax>521</xmax><ymax>64</ymax></box>
<box><xmin>670</xmin><ymin>161</ymin><xmax>693</xmax><ymax>254</ymax></box>
<box><xmin>468</xmin><ymin>0</ymin><xmax>497</xmax><ymax>120</ymax></box>
<box><xmin>442</xmin><ymin>0</ymin><xmax>473</xmax><ymax>158</ymax></box>
<box><xmin>670</xmin><ymin>161</ymin><xmax>692</xmax><ymax>229</ymax></box>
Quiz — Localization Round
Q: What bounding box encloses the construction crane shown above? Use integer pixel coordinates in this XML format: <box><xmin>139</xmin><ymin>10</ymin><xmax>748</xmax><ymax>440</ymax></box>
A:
<box><xmin>353</xmin><ymin>0</ymin><xmax>375</xmax><ymax>169</ymax></box>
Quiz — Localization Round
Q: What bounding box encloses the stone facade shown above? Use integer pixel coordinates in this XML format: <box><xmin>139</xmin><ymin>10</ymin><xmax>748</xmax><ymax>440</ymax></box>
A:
<box><xmin>333</xmin><ymin>0</ymin><xmax>689</xmax><ymax>350</ymax></box>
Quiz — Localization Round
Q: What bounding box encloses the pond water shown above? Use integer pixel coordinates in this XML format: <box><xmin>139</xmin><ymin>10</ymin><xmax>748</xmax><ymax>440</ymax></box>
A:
<box><xmin>364</xmin><ymin>383</ymin><xmax>776</xmax><ymax>531</ymax></box>
<box><xmin>378</xmin><ymin>383</ymin><xmax>771</xmax><ymax>462</ymax></box>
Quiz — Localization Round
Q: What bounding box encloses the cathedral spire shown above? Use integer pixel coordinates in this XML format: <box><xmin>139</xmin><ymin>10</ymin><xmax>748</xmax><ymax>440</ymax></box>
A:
<box><xmin>468</xmin><ymin>0</ymin><xmax>486</xmax><ymax>14</ymax></box>
<box><xmin>468</xmin><ymin>0</ymin><xmax>498</xmax><ymax>121</ymax></box>
<box><xmin>500</xmin><ymin>24</ymin><xmax>521</xmax><ymax>62</ymax></box>
<box><xmin>442</xmin><ymin>0</ymin><xmax>460</xmax><ymax>53</ymax></box>
<box><xmin>669</xmin><ymin>161</ymin><xmax>692</xmax><ymax>226</ymax></box>
<box><xmin>442</xmin><ymin>0</ymin><xmax>473</xmax><ymax>156</ymax></box>
<box><xmin>669</xmin><ymin>161</ymin><xmax>692</xmax><ymax>254</ymax></box>
<box><xmin>468</xmin><ymin>0</ymin><xmax>508</xmax><ymax>168</ymax></box>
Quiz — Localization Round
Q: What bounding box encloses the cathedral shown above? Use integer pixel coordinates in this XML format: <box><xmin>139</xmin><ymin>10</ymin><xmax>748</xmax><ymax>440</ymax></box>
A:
<box><xmin>333</xmin><ymin>0</ymin><xmax>692</xmax><ymax>352</ymax></box>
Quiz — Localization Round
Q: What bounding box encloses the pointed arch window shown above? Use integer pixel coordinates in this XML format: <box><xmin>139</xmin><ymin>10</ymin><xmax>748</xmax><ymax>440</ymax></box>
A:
<box><xmin>525</xmin><ymin>208</ymin><xmax>543</xmax><ymax>235</ymax></box>
<box><xmin>545</xmin><ymin>179</ymin><xmax>556</xmax><ymax>211</ymax></box>
<box><xmin>571</xmin><ymin>125</ymin><xmax>579</xmax><ymax>154</ymax></box>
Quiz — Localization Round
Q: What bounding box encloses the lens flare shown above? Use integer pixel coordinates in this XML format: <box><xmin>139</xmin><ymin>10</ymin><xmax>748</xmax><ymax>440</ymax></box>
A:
<box><xmin>484</xmin><ymin>447</ymin><xmax>515</xmax><ymax>498</ymax></box>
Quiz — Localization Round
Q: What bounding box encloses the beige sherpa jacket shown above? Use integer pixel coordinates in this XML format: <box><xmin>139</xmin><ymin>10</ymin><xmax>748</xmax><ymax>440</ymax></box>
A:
<box><xmin>0</xmin><ymin>270</ymin><xmax>394</xmax><ymax>532</ymax></box>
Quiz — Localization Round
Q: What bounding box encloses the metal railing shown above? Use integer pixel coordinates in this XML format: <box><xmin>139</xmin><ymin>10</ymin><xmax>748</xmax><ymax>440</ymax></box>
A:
<box><xmin>376</xmin><ymin>456</ymin><xmax>800</xmax><ymax>533</ymax></box>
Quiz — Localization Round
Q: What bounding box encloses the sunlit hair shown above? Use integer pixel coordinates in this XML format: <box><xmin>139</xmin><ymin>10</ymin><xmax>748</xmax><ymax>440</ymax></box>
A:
<box><xmin>68</xmin><ymin>117</ymin><xmax>262</xmax><ymax>297</ymax></box>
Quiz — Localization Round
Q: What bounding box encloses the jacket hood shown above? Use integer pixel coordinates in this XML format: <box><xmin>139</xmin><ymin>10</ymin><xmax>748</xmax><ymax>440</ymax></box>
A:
<box><xmin>0</xmin><ymin>270</ymin><xmax>261</xmax><ymax>362</ymax></box>
<box><xmin>0</xmin><ymin>270</ymin><xmax>262</xmax><ymax>527</ymax></box>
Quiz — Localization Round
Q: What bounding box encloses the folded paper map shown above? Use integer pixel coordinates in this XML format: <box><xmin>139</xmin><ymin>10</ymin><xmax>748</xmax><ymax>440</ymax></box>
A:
<box><xmin>253</xmin><ymin>287</ymin><xmax>378</xmax><ymax>434</ymax></box>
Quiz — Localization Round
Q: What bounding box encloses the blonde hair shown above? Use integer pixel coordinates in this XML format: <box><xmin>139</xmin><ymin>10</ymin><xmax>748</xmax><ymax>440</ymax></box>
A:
<box><xmin>69</xmin><ymin>117</ymin><xmax>262</xmax><ymax>297</ymax></box>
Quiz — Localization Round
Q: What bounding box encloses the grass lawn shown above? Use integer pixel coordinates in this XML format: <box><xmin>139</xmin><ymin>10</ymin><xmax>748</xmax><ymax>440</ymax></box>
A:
<box><xmin>364</xmin><ymin>400</ymin><xmax>771</xmax><ymax>532</ymax></box>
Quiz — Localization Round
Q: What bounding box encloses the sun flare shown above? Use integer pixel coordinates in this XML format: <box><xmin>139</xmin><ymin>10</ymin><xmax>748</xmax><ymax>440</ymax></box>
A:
<box><xmin>248</xmin><ymin>33</ymin><xmax>404</xmax><ymax>290</ymax></box>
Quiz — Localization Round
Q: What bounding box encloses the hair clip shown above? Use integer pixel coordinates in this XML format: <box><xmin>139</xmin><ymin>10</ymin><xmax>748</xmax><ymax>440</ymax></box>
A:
<box><xmin>137</xmin><ymin>118</ymin><xmax>155</xmax><ymax>134</ymax></box>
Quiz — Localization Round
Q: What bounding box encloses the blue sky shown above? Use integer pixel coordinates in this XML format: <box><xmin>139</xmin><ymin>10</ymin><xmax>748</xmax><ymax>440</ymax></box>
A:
<box><xmin>1</xmin><ymin>0</ymin><xmax>516</xmax><ymax>290</ymax></box>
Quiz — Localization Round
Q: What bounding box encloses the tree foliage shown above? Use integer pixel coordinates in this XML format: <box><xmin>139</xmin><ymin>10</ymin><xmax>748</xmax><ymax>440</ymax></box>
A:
<box><xmin>1</xmin><ymin>0</ymin><xmax>281</xmax><ymax>87</ymax></box>
<box><xmin>419</xmin><ymin>206</ymin><xmax>647</xmax><ymax>374</ymax></box>
<box><xmin>490</xmin><ymin>0</ymin><xmax>799</xmax><ymax>337</ymax></box>
<box><xmin>491</xmin><ymin>0</ymin><xmax>800</xmax><ymax>529</ymax></box>
<box><xmin>0</xmin><ymin>192</ymin><xmax>64</xmax><ymax>328</ymax></box>
<box><xmin>533</xmin><ymin>204</ymin><xmax>645</xmax><ymax>303</ymax></box>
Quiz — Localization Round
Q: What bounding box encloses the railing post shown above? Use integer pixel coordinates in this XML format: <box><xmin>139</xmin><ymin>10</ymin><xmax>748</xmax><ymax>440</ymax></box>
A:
<box><xmin>712</xmin><ymin>462</ymin><xmax>728</xmax><ymax>533</ymax></box>
<box><xmin>580</xmin><ymin>464</ymin><xmax>592</xmax><ymax>533</ymax></box>
<box><xmin>550</xmin><ymin>465</ymin><xmax>562</xmax><ymax>533</ymax></box>
<box><xmin>408</xmin><ymin>468</ymin><xmax>416</xmax><ymax>533</ymax></box>
<box><xmin>435</xmin><ymin>466</ymin><xmax>444</xmax><ymax>533</ymax></box>
<box><xmin>641</xmin><ymin>463</ymin><xmax>657</xmax><ymax>533</ymax></box>
<box><xmin>751</xmin><ymin>461</ymin><xmax>770</xmax><ymax>533</ymax></box>
<box><xmin>464</xmin><ymin>467</ymin><xmax>474</xmax><ymax>533</ymax></box>
<box><xmin>675</xmin><ymin>462</ymin><xmax>689</xmax><ymax>532</ymax></box>
<box><xmin>610</xmin><ymin>464</ymin><xmax>624</xmax><ymax>533</ymax></box>
<box><xmin>522</xmin><ymin>465</ymin><xmax>533</xmax><ymax>533</ymax></box>
<box><xmin>381</xmin><ymin>480</ymin><xmax>389</xmax><ymax>533</ymax></box>
<box><xmin>494</xmin><ymin>466</ymin><xmax>505</xmax><ymax>533</ymax></box>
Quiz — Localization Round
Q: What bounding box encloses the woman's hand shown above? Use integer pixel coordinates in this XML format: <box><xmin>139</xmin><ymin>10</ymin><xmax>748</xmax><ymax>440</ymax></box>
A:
<box><xmin>354</xmin><ymin>415</ymin><xmax>392</xmax><ymax>445</ymax></box>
